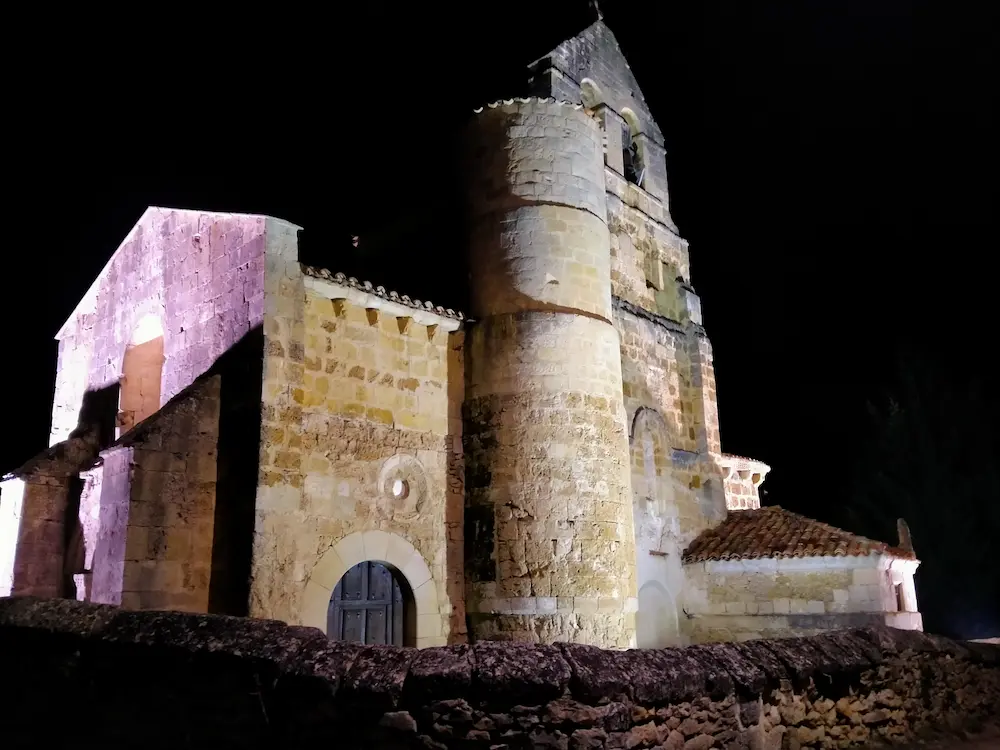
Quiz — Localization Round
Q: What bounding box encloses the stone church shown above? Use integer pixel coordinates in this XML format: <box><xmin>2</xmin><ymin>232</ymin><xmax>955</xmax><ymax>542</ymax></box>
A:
<box><xmin>0</xmin><ymin>18</ymin><xmax>922</xmax><ymax>649</ymax></box>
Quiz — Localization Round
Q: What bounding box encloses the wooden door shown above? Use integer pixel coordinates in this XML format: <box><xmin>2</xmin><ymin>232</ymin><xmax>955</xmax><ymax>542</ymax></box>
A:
<box><xmin>328</xmin><ymin>561</ymin><xmax>404</xmax><ymax>646</ymax></box>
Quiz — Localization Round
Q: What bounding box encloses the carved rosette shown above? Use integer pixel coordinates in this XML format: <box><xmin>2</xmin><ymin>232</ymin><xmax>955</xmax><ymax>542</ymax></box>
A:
<box><xmin>377</xmin><ymin>454</ymin><xmax>427</xmax><ymax>518</ymax></box>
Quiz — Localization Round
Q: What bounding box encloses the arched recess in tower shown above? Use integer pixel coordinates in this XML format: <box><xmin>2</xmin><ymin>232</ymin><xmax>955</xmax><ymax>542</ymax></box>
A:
<box><xmin>118</xmin><ymin>315</ymin><xmax>164</xmax><ymax>437</ymax></box>
<box><xmin>463</xmin><ymin>99</ymin><xmax>638</xmax><ymax>648</ymax></box>
<box><xmin>620</xmin><ymin>107</ymin><xmax>645</xmax><ymax>186</ymax></box>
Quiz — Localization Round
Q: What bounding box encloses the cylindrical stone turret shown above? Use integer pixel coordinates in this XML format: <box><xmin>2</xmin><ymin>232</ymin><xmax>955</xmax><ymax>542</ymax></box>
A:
<box><xmin>462</xmin><ymin>99</ymin><xmax>638</xmax><ymax>648</ymax></box>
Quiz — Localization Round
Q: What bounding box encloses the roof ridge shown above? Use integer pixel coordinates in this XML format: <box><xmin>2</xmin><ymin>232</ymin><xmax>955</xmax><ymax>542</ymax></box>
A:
<box><xmin>771</xmin><ymin>506</ymin><xmax>888</xmax><ymax>547</ymax></box>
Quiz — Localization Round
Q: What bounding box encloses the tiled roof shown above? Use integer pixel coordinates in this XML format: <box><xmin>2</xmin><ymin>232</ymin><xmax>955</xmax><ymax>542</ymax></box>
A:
<box><xmin>682</xmin><ymin>506</ymin><xmax>916</xmax><ymax>563</ymax></box>
<box><xmin>300</xmin><ymin>266</ymin><xmax>465</xmax><ymax>322</ymax></box>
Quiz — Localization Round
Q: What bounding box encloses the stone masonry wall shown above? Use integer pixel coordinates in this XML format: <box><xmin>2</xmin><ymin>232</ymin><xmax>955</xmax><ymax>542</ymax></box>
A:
<box><xmin>685</xmin><ymin>559</ymin><xmax>913</xmax><ymax>643</ymax></box>
<box><xmin>1</xmin><ymin>596</ymin><xmax>997</xmax><ymax>749</ymax></box>
<box><xmin>608</xmin><ymin>195</ymin><xmax>690</xmax><ymax>313</ymax></box>
<box><xmin>115</xmin><ymin>375</ymin><xmax>221</xmax><ymax>613</ymax></box>
<box><xmin>0</xmin><ymin>475</ymin><xmax>71</xmax><ymax>597</ymax></box>
<box><xmin>463</xmin><ymin>98</ymin><xmax>637</xmax><ymax>647</ymax></box>
<box><xmin>0</xmin><ymin>432</ymin><xmax>101</xmax><ymax>598</ymax></box>
<box><xmin>617</xmin><ymin>306</ymin><xmax>726</xmax><ymax>534</ymax></box>
<box><xmin>253</xmin><ymin>257</ymin><xmax>464</xmax><ymax>646</ymax></box>
<box><xmin>618</xmin><ymin>309</ymin><xmax>698</xmax><ymax>455</ymax></box>
<box><xmin>723</xmin><ymin>474</ymin><xmax>763</xmax><ymax>512</ymax></box>
<box><xmin>528</xmin><ymin>21</ymin><xmax>674</xmax><ymax>208</ymax></box>
<box><xmin>50</xmin><ymin>207</ymin><xmax>267</xmax><ymax>446</ymax></box>
<box><xmin>72</xmin><ymin>376</ymin><xmax>223</xmax><ymax>612</ymax></box>
<box><xmin>89</xmin><ymin>446</ymin><xmax>131</xmax><ymax>605</ymax></box>
<box><xmin>72</xmin><ymin>462</ymin><xmax>104</xmax><ymax>599</ymax></box>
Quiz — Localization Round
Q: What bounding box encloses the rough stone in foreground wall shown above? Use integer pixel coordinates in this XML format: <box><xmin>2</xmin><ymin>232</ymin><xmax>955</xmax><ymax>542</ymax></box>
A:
<box><xmin>2</xmin><ymin>597</ymin><xmax>998</xmax><ymax>749</ymax></box>
<box><xmin>463</xmin><ymin>98</ymin><xmax>638</xmax><ymax>647</ymax></box>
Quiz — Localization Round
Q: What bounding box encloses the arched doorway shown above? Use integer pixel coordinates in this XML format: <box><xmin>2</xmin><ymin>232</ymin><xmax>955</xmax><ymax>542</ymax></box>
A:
<box><xmin>327</xmin><ymin>560</ymin><xmax>415</xmax><ymax>646</ymax></box>
<box><xmin>301</xmin><ymin>530</ymin><xmax>446</xmax><ymax>647</ymax></box>
<box><xmin>118</xmin><ymin>315</ymin><xmax>164</xmax><ymax>437</ymax></box>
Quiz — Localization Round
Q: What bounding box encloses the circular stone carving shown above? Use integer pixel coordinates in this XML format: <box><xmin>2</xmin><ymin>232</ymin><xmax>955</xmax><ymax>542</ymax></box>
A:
<box><xmin>378</xmin><ymin>454</ymin><xmax>427</xmax><ymax>517</ymax></box>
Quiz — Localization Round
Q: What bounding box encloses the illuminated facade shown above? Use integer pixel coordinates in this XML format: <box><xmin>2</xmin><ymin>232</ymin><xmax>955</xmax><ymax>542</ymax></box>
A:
<box><xmin>0</xmin><ymin>18</ymin><xmax>921</xmax><ymax>647</ymax></box>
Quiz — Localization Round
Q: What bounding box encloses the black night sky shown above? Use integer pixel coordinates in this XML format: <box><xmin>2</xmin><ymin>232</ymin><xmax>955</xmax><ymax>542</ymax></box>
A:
<box><xmin>4</xmin><ymin>2</ymin><xmax>996</xmax><ymax>638</ymax></box>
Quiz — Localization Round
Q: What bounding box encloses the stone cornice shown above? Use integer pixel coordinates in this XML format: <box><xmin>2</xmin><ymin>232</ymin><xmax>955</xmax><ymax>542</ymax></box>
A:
<box><xmin>718</xmin><ymin>454</ymin><xmax>772</xmax><ymax>484</ymax></box>
<box><xmin>301</xmin><ymin>267</ymin><xmax>466</xmax><ymax>330</ymax></box>
<box><xmin>612</xmin><ymin>296</ymin><xmax>705</xmax><ymax>338</ymax></box>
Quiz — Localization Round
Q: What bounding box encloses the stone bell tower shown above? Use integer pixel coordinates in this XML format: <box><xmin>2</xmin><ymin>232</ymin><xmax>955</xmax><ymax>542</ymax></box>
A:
<box><xmin>462</xmin><ymin>98</ymin><xmax>638</xmax><ymax>647</ymax></box>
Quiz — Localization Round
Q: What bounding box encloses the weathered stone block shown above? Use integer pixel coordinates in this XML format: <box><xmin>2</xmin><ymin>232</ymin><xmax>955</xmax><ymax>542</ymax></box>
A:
<box><xmin>471</xmin><ymin>641</ymin><xmax>571</xmax><ymax>706</ymax></box>
<box><xmin>558</xmin><ymin>642</ymin><xmax>633</xmax><ymax>703</ymax></box>
<box><xmin>404</xmin><ymin>645</ymin><xmax>473</xmax><ymax>702</ymax></box>
<box><xmin>688</xmin><ymin>642</ymin><xmax>767</xmax><ymax>698</ymax></box>
<box><xmin>621</xmin><ymin>647</ymin><xmax>707</xmax><ymax>705</ymax></box>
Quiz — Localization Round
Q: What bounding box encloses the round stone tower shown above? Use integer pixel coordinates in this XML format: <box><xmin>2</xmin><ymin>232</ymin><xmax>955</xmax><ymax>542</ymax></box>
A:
<box><xmin>462</xmin><ymin>98</ymin><xmax>638</xmax><ymax>647</ymax></box>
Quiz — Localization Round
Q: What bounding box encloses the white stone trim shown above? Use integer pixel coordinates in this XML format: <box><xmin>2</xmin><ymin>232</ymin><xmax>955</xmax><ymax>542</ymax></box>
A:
<box><xmin>699</xmin><ymin>553</ymin><xmax>884</xmax><ymax>575</ymax></box>
<box><xmin>0</xmin><ymin>477</ymin><xmax>26</xmax><ymax>596</ymax></box>
<box><xmin>887</xmin><ymin>556</ymin><xmax>920</xmax><ymax>575</ymax></box>
<box><xmin>302</xmin><ymin>276</ymin><xmax>463</xmax><ymax>331</ymax></box>
<box><xmin>717</xmin><ymin>454</ymin><xmax>771</xmax><ymax>483</ymax></box>
<box><xmin>299</xmin><ymin>530</ymin><xmax>446</xmax><ymax>648</ymax></box>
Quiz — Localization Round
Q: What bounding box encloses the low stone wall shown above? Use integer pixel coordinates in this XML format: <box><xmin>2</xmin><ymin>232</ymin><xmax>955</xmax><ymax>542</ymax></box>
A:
<box><xmin>1</xmin><ymin>597</ymin><xmax>997</xmax><ymax>749</ymax></box>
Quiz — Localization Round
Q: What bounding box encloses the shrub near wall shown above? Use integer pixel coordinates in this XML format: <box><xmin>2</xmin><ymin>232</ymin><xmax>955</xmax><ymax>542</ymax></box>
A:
<box><xmin>0</xmin><ymin>597</ymin><xmax>997</xmax><ymax>749</ymax></box>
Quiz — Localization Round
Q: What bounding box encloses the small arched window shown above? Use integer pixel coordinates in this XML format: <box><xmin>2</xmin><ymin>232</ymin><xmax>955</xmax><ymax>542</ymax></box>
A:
<box><xmin>621</xmin><ymin>109</ymin><xmax>644</xmax><ymax>187</ymax></box>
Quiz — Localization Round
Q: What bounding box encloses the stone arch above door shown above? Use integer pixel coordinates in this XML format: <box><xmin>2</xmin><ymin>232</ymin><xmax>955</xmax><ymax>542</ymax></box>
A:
<box><xmin>300</xmin><ymin>530</ymin><xmax>446</xmax><ymax>647</ymax></box>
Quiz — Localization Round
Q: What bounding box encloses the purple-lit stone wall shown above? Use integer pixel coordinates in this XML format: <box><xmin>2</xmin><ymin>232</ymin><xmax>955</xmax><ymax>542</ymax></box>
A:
<box><xmin>90</xmin><ymin>446</ymin><xmax>132</xmax><ymax>605</ymax></box>
<box><xmin>50</xmin><ymin>208</ymin><xmax>268</xmax><ymax>445</ymax></box>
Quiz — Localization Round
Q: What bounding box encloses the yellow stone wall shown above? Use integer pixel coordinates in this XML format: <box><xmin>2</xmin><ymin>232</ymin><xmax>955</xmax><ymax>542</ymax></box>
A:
<box><xmin>683</xmin><ymin>560</ymin><xmax>908</xmax><ymax>642</ymax></box>
<box><xmin>250</xmin><ymin>222</ymin><xmax>464</xmax><ymax>645</ymax></box>
<box><xmin>118</xmin><ymin>376</ymin><xmax>222</xmax><ymax>614</ymax></box>
<box><xmin>618</xmin><ymin>315</ymin><xmax>698</xmax><ymax>454</ymax></box>
<box><xmin>463</xmin><ymin>99</ymin><xmax>638</xmax><ymax>647</ymax></box>
<box><xmin>608</xmin><ymin>192</ymin><xmax>691</xmax><ymax>315</ymax></box>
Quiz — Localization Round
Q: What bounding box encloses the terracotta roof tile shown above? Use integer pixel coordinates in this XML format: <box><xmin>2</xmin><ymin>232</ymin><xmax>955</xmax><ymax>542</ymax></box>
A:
<box><xmin>301</xmin><ymin>266</ymin><xmax>466</xmax><ymax>322</ymax></box>
<box><xmin>682</xmin><ymin>506</ymin><xmax>916</xmax><ymax>563</ymax></box>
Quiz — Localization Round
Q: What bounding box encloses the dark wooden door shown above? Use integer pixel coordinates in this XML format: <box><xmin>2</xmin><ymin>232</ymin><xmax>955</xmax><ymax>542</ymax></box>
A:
<box><xmin>328</xmin><ymin>561</ymin><xmax>404</xmax><ymax>646</ymax></box>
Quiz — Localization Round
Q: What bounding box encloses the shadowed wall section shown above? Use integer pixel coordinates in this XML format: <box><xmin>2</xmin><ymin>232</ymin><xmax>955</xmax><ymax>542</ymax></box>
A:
<box><xmin>0</xmin><ymin>597</ymin><xmax>997</xmax><ymax>749</ymax></box>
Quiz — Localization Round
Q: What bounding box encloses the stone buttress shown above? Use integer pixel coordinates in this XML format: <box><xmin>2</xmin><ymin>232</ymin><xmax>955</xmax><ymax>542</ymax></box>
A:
<box><xmin>462</xmin><ymin>98</ymin><xmax>638</xmax><ymax>647</ymax></box>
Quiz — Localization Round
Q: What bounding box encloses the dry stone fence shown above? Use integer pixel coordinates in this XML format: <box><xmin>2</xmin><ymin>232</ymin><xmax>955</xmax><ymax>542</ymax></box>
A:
<box><xmin>1</xmin><ymin>596</ymin><xmax>997</xmax><ymax>749</ymax></box>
